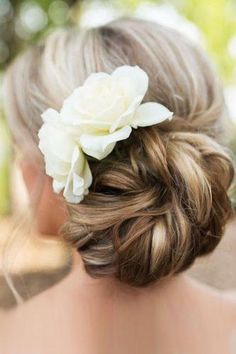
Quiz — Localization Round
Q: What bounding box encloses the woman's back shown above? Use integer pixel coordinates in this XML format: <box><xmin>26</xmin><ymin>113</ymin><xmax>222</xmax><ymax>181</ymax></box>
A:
<box><xmin>1</xmin><ymin>256</ymin><xmax>236</xmax><ymax>354</ymax></box>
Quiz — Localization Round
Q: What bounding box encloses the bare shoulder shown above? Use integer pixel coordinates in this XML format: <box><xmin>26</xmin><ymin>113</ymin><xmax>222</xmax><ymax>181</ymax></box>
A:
<box><xmin>0</xmin><ymin>309</ymin><xmax>7</xmax><ymax>327</ymax></box>
<box><xmin>0</xmin><ymin>275</ymin><xmax>71</xmax><ymax>354</ymax></box>
<box><xmin>221</xmin><ymin>290</ymin><xmax>236</xmax><ymax>321</ymax></box>
<box><xmin>0</xmin><ymin>309</ymin><xmax>11</xmax><ymax>351</ymax></box>
<box><xmin>187</xmin><ymin>275</ymin><xmax>236</xmax><ymax>327</ymax></box>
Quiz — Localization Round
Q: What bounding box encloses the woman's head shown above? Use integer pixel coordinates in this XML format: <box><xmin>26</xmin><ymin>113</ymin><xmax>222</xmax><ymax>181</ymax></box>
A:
<box><xmin>3</xmin><ymin>18</ymin><xmax>234</xmax><ymax>286</ymax></box>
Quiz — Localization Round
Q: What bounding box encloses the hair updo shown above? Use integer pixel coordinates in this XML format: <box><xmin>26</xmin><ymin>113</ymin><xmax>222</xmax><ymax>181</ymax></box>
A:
<box><xmin>3</xmin><ymin>18</ymin><xmax>234</xmax><ymax>287</ymax></box>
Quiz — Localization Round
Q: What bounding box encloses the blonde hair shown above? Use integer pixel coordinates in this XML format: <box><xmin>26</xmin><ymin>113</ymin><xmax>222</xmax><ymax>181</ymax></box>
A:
<box><xmin>3</xmin><ymin>18</ymin><xmax>234</xmax><ymax>287</ymax></box>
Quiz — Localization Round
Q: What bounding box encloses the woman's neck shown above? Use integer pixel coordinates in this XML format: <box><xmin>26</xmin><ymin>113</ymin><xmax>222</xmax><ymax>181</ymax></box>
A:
<box><xmin>63</xmin><ymin>251</ymin><xmax>205</xmax><ymax>303</ymax></box>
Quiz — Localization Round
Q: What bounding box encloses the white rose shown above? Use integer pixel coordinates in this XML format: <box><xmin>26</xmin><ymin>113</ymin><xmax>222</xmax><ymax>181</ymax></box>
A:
<box><xmin>60</xmin><ymin>65</ymin><xmax>173</xmax><ymax>160</ymax></box>
<box><xmin>38</xmin><ymin>65</ymin><xmax>173</xmax><ymax>204</ymax></box>
<box><xmin>38</xmin><ymin>108</ymin><xmax>92</xmax><ymax>203</ymax></box>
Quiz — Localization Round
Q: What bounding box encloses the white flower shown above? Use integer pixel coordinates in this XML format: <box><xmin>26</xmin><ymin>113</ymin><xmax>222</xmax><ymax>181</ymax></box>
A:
<box><xmin>38</xmin><ymin>108</ymin><xmax>92</xmax><ymax>203</ymax></box>
<box><xmin>38</xmin><ymin>65</ymin><xmax>173</xmax><ymax>203</ymax></box>
<box><xmin>60</xmin><ymin>65</ymin><xmax>173</xmax><ymax>160</ymax></box>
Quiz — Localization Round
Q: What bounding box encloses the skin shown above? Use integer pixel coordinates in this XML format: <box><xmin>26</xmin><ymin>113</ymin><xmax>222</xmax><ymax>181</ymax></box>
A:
<box><xmin>1</xmin><ymin>161</ymin><xmax>236</xmax><ymax>354</ymax></box>
<box><xmin>20</xmin><ymin>160</ymin><xmax>68</xmax><ymax>236</ymax></box>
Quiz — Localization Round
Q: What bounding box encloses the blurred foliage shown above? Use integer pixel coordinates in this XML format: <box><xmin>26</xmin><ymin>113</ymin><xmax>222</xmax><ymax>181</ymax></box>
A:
<box><xmin>116</xmin><ymin>0</ymin><xmax>236</xmax><ymax>83</ymax></box>
<box><xmin>180</xmin><ymin>0</ymin><xmax>236</xmax><ymax>83</ymax></box>
<box><xmin>1</xmin><ymin>0</ymin><xmax>236</xmax><ymax>81</ymax></box>
<box><xmin>0</xmin><ymin>0</ymin><xmax>236</xmax><ymax>215</ymax></box>
<box><xmin>0</xmin><ymin>0</ymin><xmax>79</xmax><ymax>70</ymax></box>
<box><xmin>0</xmin><ymin>117</ymin><xmax>11</xmax><ymax>215</ymax></box>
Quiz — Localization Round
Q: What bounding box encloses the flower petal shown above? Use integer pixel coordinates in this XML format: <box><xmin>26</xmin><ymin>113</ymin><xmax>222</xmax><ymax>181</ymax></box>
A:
<box><xmin>53</xmin><ymin>179</ymin><xmax>65</xmax><ymax>194</ymax></box>
<box><xmin>79</xmin><ymin>125</ymin><xmax>132</xmax><ymax>160</ymax></box>
<box><xmin>67</xmin><ymin>95</ymin><xmax>125</xmax><ymax>132</ymax></box>
<box><xmin>112</xmin><ymin>65</ymin><xmax>148</xmax><ymax>99</ymax></box>
<box><xmin>83</xmin><ymin>72</ymin><xmax>111</xmax><ymax>88</ymax></box>
<box><xmin>109</xmin><ymin>95</ymin><xmax>143</xmax><ymax>133</ymax></box>
<box><xmin>38</xmin><ymin>119</ymin><xmax>76</xmax><ymax>163</ymax></box>
<box><xmin>44</xmin><ymin>154</ymin><xmax>70</xmax><ymax>178</ymax></box>
<box><xmin>41</xmin><ymin>108</ymin><xmax>61</xmax><ymax>124</ymax></box>
<box><xmin>61</xmin><ymin>87</ymin><xmax>93</xmax><ymax>124</ymax></box>
<box><xmin>131</xmin><ymin>102</ymin><xmax>173</xmax><ymax>128</ymax></box>
<box><xmin>63</xmin><ymin>146</ymin><xmax>93</xmax><ymax>203</ymax></box>
<box><xmin>64</xmin><ymin>176</ymin><xmax>85</xmax><ymax>204</ymax></box>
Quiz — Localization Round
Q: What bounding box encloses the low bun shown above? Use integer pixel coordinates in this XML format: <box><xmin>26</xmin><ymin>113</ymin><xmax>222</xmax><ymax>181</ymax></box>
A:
<box><xmin>62</xmin><ymin>125</ymin><xmax>234</xmax><ymax>286</ymax></box>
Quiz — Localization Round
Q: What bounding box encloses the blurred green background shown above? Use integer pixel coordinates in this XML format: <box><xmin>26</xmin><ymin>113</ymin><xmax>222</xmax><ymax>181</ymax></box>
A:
<box><xmin>0</xmin><ymin>0</ymin><xmax>236</xmax><ymax>215</ymax></box>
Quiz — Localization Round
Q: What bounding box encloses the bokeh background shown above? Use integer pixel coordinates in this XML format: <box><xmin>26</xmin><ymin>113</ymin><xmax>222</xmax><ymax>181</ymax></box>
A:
<box><xmin>0</xmin><ymin>0</ymin><xmax>236</xmax><ymax>307</ymax></box>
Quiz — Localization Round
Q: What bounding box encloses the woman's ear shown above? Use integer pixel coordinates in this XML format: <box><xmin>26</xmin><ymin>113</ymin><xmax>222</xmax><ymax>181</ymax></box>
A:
<box><xmin>20</xmin><ymin>159</ymin><xmax>43</xmax><ymax>196</ymax></box>
<box><xmin>20</xmin><ymin>159</ymin><xmax>68</xmax><ymax>236</ymax></box>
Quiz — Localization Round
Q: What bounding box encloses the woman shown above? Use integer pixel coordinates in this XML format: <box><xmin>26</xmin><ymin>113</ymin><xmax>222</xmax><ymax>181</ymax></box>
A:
<box><xmin>1</xmin><ymin>18</ymin><xmax>236</xmax><ymax>354</ymax></box>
